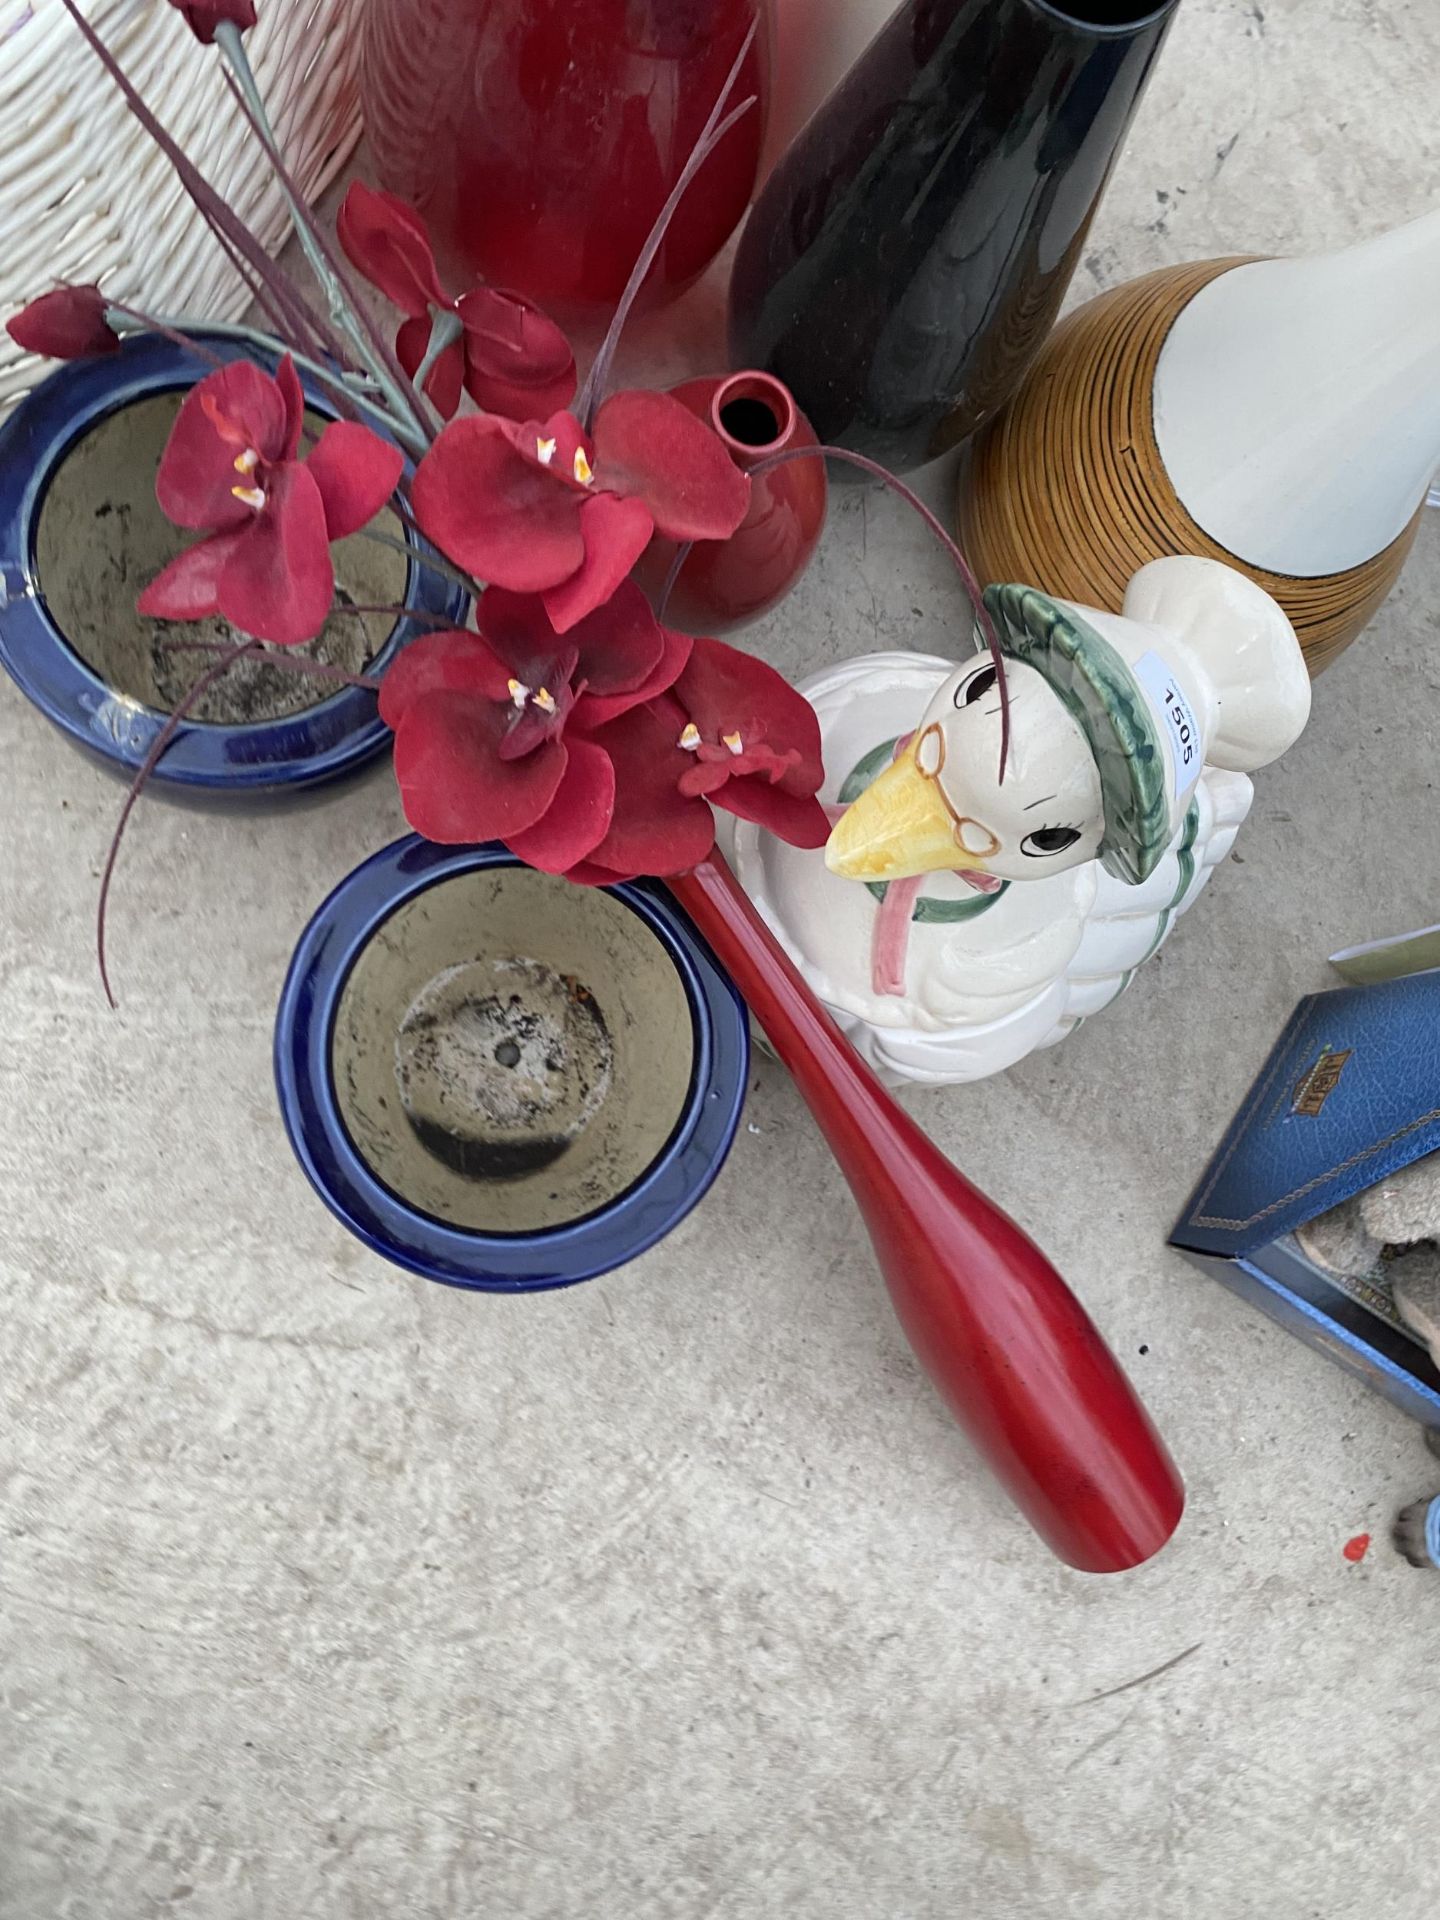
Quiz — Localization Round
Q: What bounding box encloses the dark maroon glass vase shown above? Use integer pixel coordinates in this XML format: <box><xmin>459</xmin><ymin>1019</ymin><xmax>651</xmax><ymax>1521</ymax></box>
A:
<box><xmin>361</xmin><ymin>0</ymin><xmax>770</xmax><ymax>322</ymax></box>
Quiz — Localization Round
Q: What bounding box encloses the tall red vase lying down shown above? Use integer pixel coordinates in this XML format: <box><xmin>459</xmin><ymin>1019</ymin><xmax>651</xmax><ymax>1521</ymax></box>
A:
<box><xmin>669</xmin><ymin>856</ymin><xmax>1185</xmax><ymax>1573</ymax></box>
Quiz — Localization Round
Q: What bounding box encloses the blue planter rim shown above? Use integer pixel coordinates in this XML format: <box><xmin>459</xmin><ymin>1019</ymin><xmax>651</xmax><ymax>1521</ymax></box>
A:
<box><xmin>0</xmin><ymin>331</ymin><xmax>464</xmax><ymax>794</ymax></box>
<box><xmin>274</xmin><ymin>837</ymin><xmax>751</xmax><ymax>1292</ymax></box>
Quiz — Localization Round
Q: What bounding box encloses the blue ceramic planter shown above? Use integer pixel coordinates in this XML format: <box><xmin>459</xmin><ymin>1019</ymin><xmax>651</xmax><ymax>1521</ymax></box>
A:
<box><xmin>0</xmin><ymin>332</ymin><xmax>463</xmax><ymax>803</ymax></box>
<box><xmin>275</xmin><ymin>838</ymin><xmax>750</xmax><ymax>1291</ymax></box>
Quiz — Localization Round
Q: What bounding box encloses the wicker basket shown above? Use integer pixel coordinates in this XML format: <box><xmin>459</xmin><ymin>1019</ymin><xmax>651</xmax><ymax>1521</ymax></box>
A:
<box><xmin>0</xmin><ymin>0</ymin><xmax>365</xmax><ymax>416</ymax></box>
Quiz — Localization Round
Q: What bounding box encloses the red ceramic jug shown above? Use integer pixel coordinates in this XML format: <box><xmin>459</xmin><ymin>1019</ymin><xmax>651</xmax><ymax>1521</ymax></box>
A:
<box><xmin>361</xmin><ymin>0</ymin><xmax>770</xmax><ymax>322</ymax></box>
<box><xmin>634</xmin><ymin>370</ymin><xmax>828</xmax><ymax>633</ymax></box>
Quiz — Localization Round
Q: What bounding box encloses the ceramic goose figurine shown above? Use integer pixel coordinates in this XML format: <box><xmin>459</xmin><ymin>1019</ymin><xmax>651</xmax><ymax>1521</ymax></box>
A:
<box><xmin>727</xmin><ymin>557</ymin><xmax>1311</xmax><ymax>1088</ymax></box>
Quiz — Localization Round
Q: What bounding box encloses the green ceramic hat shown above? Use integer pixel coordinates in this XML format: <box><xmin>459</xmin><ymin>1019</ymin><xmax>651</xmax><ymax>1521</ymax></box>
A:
<box><xmin>982</xmin><ymin>582</ymin><xmax>1172</xmax><ymax>887</ymax></box>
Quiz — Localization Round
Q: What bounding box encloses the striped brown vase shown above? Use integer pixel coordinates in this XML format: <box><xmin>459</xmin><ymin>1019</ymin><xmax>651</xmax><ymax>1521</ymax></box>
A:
<box><xmin>958</xmin><ymin>233</ymin><xmax>1436</xmax><ymax>675</ymax></box>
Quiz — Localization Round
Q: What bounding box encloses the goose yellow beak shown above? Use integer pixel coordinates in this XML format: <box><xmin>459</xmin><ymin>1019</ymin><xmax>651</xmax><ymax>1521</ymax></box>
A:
<box><xmin>826</xmin><ymin>741</ymin><xmax>973</xmax><ymax>882</ymax></box>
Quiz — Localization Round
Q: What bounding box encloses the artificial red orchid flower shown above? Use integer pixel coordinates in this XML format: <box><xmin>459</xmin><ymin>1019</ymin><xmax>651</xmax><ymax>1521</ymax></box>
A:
<box><xmin>7</xmin><ymin>285</ymin><xmax>120</xmax><ymax>360</ymax></box>
<box><xmin>566</xmin><ymin>638</ymin><xmax>830</xmax><ymax>883</ymax></box>
<box><xmin>411</xmin><ymin>393</ymin><xmax>750</xmax><ymax>633</ymax></box>
<box><xmin>671</xmin><ymin>636</ymin><xmax>830</xmax><ymax>844</ymax></box>
<box><xmin>337</xmin><ymin>183</ymin><xmax>575</xmax><ymax>423</ymax></box>
<box><xmin>168</xmin><ymin>0</ymin><xmax>256</xmax><ymax>42</ymax></box>
<box><xmin>560</xmin><ymin>699</ymin><xmax>717</xmax><ymax>885</ymax></box>
<box><xmin>137</xmin><ymin>355</ymin><xmax>403</xmax><ymax>647</ymax></box>
<box><xmin>380</xmin><ymin>581</ymin><xmax>690</xmax><ymax>870</ymax></box>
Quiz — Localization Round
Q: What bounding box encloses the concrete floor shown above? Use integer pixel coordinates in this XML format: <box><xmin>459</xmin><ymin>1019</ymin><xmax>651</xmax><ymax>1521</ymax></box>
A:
<box><xmin>3</xmin><ymin>3</ymin><xmax>1439</xmax><ymax>1915</ymax></box>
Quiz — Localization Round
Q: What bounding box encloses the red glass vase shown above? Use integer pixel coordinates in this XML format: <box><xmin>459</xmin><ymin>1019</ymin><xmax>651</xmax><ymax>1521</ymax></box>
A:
<box><xmin>633</xmin><ymin>369</ymin><xmax>827</xmax><ymax>633</ymax></box>
<box><xmin>361</xmin><ymin>0</ymin><xmax>770</xmax><ymax>322</ymax></box>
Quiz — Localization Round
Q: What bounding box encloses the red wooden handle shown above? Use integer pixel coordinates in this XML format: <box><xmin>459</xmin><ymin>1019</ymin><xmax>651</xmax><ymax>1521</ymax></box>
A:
<box><xmin>670</xmin><ymin>856</ymin><xmax>1184</xmax><ymax>1572</ymax></box>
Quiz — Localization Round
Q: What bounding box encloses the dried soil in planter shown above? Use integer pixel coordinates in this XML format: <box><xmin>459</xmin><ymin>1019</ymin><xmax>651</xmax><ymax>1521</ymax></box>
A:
<box><xmin>333</xmin><ymin>866</ymin><xmax>696</xmax><ymax>1233</ymax></box>
<box><xmin>34</xmin><ymin>391</ymin><xmax>408</xmax><ymax>723</ymax></box>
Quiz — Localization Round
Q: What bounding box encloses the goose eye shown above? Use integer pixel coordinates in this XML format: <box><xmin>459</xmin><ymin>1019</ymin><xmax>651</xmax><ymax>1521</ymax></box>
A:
<box><xmin>956</xmin><ymin>664</ymin><xmax>998</xmax><ymax>708</ymax></box>
<box><xmin>1021</xmin><ymin>826</ymin><xmax>1082</xmax><ymax>857</ymax></box>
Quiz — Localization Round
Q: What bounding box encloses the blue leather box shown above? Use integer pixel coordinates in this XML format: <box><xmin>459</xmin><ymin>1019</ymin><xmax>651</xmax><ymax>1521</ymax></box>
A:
<box><xmin>1171</xmin><ymin>970</ymin><xmax>1440</xmax><ymax>1431</ymax></box>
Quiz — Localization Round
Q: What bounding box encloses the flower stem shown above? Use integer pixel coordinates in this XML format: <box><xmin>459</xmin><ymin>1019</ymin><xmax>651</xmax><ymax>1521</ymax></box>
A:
<box><xmin>57</xmin><ymin>0</ymin><xmax>339</xmax><ymax>364</ymax></box>
<box><xmin>214</xmin><ymin>22</ymin><xmax>433</xmax><ymax>457</ymax></box>
<box><xmin>103</xmin><ymin>303</ymin><xmax>229</xmax><ymax>370</ymax></box>
<box><xmin>155</xmin><ymin>634</ymin><xmax>385</xmax><ymax>689</ymax></box>
<box><xmin>356</xmin><ymin>525</ymin><xmax>480</xmax><ymax>598</ymax></box>
<box><xmin>575</xmin><ymin>18</ymin><xmax>759</xmax><ymax>429</ymax></box>
<box><xmin>656</xmin><ymin>541</ymin><xmax>693</xmax><ymax>624</ymax></box>
<box><xmin>747</xmin><ymin>444</ymin><xmax>1012</xmax><ymax>783</ymax></box>
<box><xmin>105</xmin><ymin>308</ymin><xmax>414</xmax><ymax>445</ymax></box>
<box><xmin>412</xmin><ymin>309</ymin><xmax>464</xmax><ymax>396</ymax></box>
<box><xmin>97</xmin><ymin>639</ymin><xmax>259</xmax><ymax>1009</ymax></box>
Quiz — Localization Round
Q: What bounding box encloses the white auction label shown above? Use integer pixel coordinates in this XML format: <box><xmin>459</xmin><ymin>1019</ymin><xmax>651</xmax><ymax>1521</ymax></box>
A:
<box><xmin>1133</xmin><ymin>650</ymin><xmax>1203</xmax><ymax>802</ymax></box>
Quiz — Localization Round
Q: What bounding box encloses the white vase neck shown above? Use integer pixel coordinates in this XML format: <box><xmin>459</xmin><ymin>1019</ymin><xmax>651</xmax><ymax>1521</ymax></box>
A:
<box><xmin>1152</xmin><ymin>211</ymin><xmax>1440</xmax><ymax>576</ymax></box>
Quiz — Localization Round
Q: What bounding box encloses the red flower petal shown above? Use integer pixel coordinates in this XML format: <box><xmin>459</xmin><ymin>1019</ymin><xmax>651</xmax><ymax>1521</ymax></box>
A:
<box><xmin>397</xmin><ymin>315</ymin><xmax>464</xmax><ymax>420</ymax></box>
<box><xmin>216</xmin><ymin>463</ymin><xmax>334</xmax><ymax>647</ymax></box>
<box><xmin>676</xmin><ymin>636</ymin><xmax>824</xmax><ymax>796</ymax></box>
<box><xmin>135</xmin><ymin>530</ymin><xmax>246</xmax><ymax>621</ymax></box>
<box><xmin>505</xmin><ymin>737</ymin><xmax>616</xmax><ymax>872</ymax></box>
<box><xmin>336</xmin><ymin>182</ymin><xmax>447</xmax><ymax>316</ymax></box>
<box><xmin>497</xmin><ymin>662</ymin><xmax>576</xmax><ymax>762</ymax></box>
<box><xmin>275</xmin><ymin>354</ymin><xmax>305</xmax><ymax>462</ymax></box>
<box><xmin>473</xmin><ymin>581</ymin><xmax>664</xmax><ymax>708</ymax></box>
<box><xmin>304</xmin><ymin>421</ymin><xmax>404</xmax><ymax>541</ymax></box>
<box><xmin>457</xmin><ymin>290</ymin><xmax>528</xmax><ymax>356</ymax></box>
<box><xmin>459</xmin><ymin>288</ymin><xmax>577</xmax><ymax>422</ymax></box>
<box><xmin>473</xmin><ymin>589</ymin><xmax>568</xmax><ymax>684</ymax></box>
<box><xmin>462</xmin><ymin>583</ymin><xmax>665</xmax><ymax>763</ymax></box>
<box><xmin>559</xmin><ymin>859</ymin><xmax>638</xmax><ymax>887</ymax></box>
<box><xmin>465</xmin><ymin>360</ymin><xmax>578</xmax><ymax>427</ymax></box>
<box><xmin>541</xmin><ymin>491</ymin><xmax>654</xmax><ymax>634</ymax></box>
<box><xmin>156</xmin><ymin>361</ymin><xmax>290</xmax><ymax>530</ymax></box>
<box><xmin>564</xmin><ymin>577</ymin><xmax>666</xmax><ymax>697</ymax></box>
<box><xmin>581</xmin><ymin>702</ymin><xmax>716</xmax><ymax>876</ymax></box>
<box><xmin>512</xmin><ymin>411</ymin><xmax>595</xmax><ymax>491</ymax></box>
<box><xmin>392</xmin><ymin>690</ymin><xmax>566</xmax><ymax>843</ymax></box>
<box><xmin>170</xmin><ymin>0</ymin><xmax>256</xmax><ymax>45</ymax></box>
<box><xmin>221</xmin><ymin>359</ymin><xmax>294</xmax><ymax>465</ymax></box>
<box><xmin>592</xmin><ymin>389</ymin><xmax>749</xmax><ymax>542</ymax></box>
<box><xmin>711</xmin><ymin>777</ymin><xmax>831</xmax><ymax>848</ymax></box>
<box><xmin>678</xmin><ymin>748</ymin><xmax>793</xmax><ymax>798</ymax></box>
<box><xmin>379</xmin><ymin>627</ymin><xmax>515</xmax><ymax>731</ymax></box>
<box><xmin>572</xmin><ymin>616</ymin><xmax>690</xmax><ymax>731</ymax></box>
<box><xmin>396</xmin><ymin>314</ymin><xmax>428</xmax><ymax>367</ymax></box>
<box><xmin>411</xmin><ymin>414</ymin><xmax>586</xmax><ymax>591</ymax></box>
<box><xmin>7</xmin><ymin>285</ymin><xmax>120</xmax><ymax>360</ymax></box>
